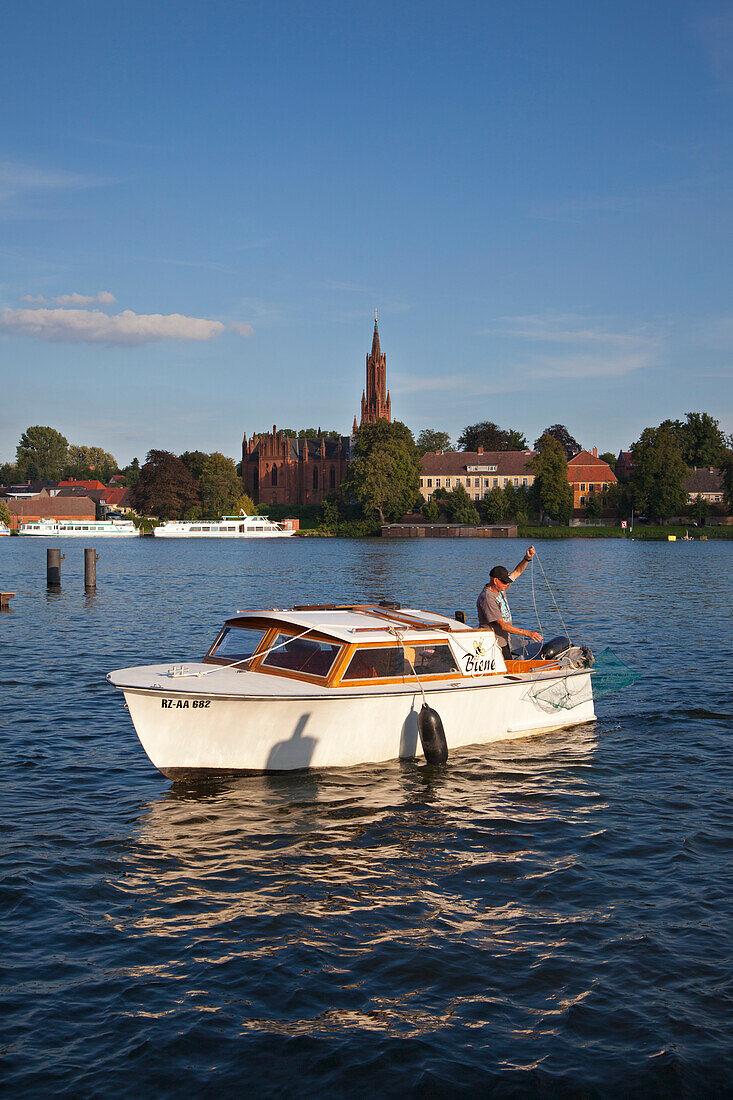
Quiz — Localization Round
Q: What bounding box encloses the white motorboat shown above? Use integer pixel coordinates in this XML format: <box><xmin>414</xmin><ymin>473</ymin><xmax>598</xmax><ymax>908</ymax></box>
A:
<box><xmin>0</xmin><ymin>522</ymin><xmax>9</xmax><ymax>536</ymax></box>
<box><xmin>107</xmin><ymin>603</ymin><xmax>596</xmax><ymax>778</ymax></box>
<box><xmin>153</xmin><ymin>511</ymin><xmax>295</xmax><ymax>538</ymax></box>
<box><xmin>19</xmin><ymin>518</ymin><xmax>137</xmax><ymax>537</ymax></box>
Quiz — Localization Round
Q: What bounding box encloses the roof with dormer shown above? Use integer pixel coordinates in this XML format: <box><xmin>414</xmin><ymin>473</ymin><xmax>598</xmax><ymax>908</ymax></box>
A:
<box><xmin>420</xmin><ymin>450</ymin><xmax>536</xmax><ymax>477</ymax></box>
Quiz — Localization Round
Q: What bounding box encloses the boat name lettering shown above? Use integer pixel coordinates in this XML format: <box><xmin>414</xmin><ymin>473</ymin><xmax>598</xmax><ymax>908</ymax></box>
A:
<box><xmin>462</xmin><ymin>654</ymin><xmax>496</xmax><ymax>673</ymax></box>
<box><xmin>161</xmin><ymin>699</ymin><xmax>210</xmax><ymax>709</ymax></box>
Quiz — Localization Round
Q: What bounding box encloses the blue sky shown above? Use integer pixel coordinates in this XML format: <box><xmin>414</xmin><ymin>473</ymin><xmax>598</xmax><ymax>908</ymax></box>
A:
<box><xmin>2</xmin><ymin>0</ymin><xmax>732</xmax><ymax>466</ymax></box>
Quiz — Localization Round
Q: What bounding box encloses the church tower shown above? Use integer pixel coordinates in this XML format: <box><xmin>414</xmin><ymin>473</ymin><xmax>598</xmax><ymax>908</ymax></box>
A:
<box><xmin>354</xmin><ymin>311</ymin><xmax>392</xmax><ymax>431</ymax></box>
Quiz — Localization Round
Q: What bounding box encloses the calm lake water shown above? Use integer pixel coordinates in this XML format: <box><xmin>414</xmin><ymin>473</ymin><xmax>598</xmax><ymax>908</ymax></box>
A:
<box><xmin>2</xmin><ymin>536</ymin><xmax>732</xmax><ymax>1097</ymax></box>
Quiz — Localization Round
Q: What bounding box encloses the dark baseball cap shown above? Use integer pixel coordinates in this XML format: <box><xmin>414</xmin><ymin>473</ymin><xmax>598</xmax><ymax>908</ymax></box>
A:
<box><xmin>490</xmin><ymin>566</ymin><xmax>512</xmax><ymax>584</ymax></box>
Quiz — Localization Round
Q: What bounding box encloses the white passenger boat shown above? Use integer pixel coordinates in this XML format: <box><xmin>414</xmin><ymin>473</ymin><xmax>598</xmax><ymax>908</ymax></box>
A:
<box><xmin>153</xmin><ymin>511</ymin><xmax>295</xmax><ymax>538</ymax></box>
<box><xmin>107</xmin><ymin>603</ymin><xmax>596</xmax><ymax>778</ymax></box>
<box><xmin>19</xmin><ymin>518</ymin><xmax>137</xmax><ymax>537</ymax></box>
<box><xmin>0</xmin><ymin>522</ymin><xmax>9</xmax><ymax>536</ymax></box>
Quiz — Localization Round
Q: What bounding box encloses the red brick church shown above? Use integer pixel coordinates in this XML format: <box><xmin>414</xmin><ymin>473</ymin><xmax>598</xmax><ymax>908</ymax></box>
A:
<box><xmin>242</xmin><ymin>315</ymin><xmax>392</xmax><ymax>506</ymax></box>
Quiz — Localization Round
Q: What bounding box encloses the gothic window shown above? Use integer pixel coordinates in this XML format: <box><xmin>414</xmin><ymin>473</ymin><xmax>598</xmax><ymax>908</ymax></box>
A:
<box><xmin>329</xmin><ymin>466</ymin><xmax>336</xmax><ymax>489</ymax></box>
<box><xmin>271</xmin><ymin>465</ymin><xmax>278</xmax><ymax>487</ymax></box>
<box><xmin>313</xmin><ymin>467</ymin><xmax>319</xmax><ymax>490</ymax></box>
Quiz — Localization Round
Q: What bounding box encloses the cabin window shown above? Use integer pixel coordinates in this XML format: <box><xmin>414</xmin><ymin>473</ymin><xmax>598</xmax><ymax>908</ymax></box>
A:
<box><xmin>208</xmin><ymin>626</ymin><xmax>267</xmax><ymax>662</ymax></box>
<box><xmin>261</xmin><ymin>634</ymin><xmax>341</xmax><ymax>678</ymax></box>
<box><xmin>341</xmin><ymin>643</ymin><xmax>459</xmax><ymax>681</ymax></box>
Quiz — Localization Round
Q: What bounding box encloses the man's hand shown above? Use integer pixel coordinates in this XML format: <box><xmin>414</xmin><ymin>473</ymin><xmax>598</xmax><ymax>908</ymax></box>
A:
<box><xmin>527</xmin><ymin>630</ymin><xmax>542</xmax><ymax>642</ymax></box>
<box><xmin>525</xmin><ymin>545</ymin><xmax>536</xmax><ymax>561</ymax></box>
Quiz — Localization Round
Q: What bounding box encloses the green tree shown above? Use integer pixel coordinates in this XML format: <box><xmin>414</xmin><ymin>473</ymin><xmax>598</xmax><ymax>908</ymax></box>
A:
<box><xmin>679</xmin><ymin>412</ymin><xmax>727</xmax><ymax>468</ymax></box>
<box><xmin>585</xmin><ymin>492</ymin><xmax>602</xmax><ymax>519</ymax></box>
<box><xmin>341</xmin><ymin>419</ymin><xmax>421</xmax><ymax>524</ymax></box>
<box><xmin>122</xmin><ymin>457</ymin><xmax>141</xmax><ymax>488</ymax></box>
<box><xmin>180</xmin><ymin>450</ymin><xmax>210</xmax><ymax>480</ymax></box>
<box><xmin>721</xmin><ymin>453</ymin><xmax>733</xmax><ymax>515</ymax></box>
<box><xmin>502</xmin><ymin>480</ymin><xmax>518</xmax><ymax>519</ymax></box>
<box><xmin>446</xmin><ymin>483</ymin><xmax>480</xmax><ymax>524</ymax></box>
<box><xmin>534</xmin><ymin>424</ymin><xmax>581</xmax><ymax>461</ymax></box>
<box><xmin>515</xmin><ymin>484</ymin><xmax>532</xmax><ymax>524</ymax></box>
<box><xmin>421</xmin><ymin>497</ymin><xmax>441</xmax><ymax>522</ymax></box>
<box><xmin>0</xmin><ymin>462</ymin><xmax>21</xmax><ymax>485</ymax></box>
<box><xmin>65</xmin><ymin>444</ymin><xmax>117</xmax><ymax>482</ymax></box>
<box><xmin>200</xmin><ymin>452</ymin><xmax>242</xmax><ymax>518</ymax></box>
<box><xmin>416</xmin><ymin>429</ymin><xmax>453</xmax><ymax>456</ymax></box>
<box><xmin>602</xmin><ymin>480</ymin><xmax>632</xmax><ymax>520</ymax></box>
<box><xmin>0</xmin><ymin>499</ymin><xmax>11</xmax><ymax>526</ymax></box>
<box><xmin>689</xmin><ymin>494</ymin><xmax>709</xmax><ymax>526</ymax></box>
<box><xmin>458</xmin><ymin>422</ymin><xmax>528</xmax><ymax>452</ymax></box>
<box><xmin>16</xmin><ymin>425</ymin><xmax>68</xmax><ymax>480</ymax></box>
<box><xmin>132</xmin><ymin>450</ymin><xmax>201</xmax><ymax>519</ymax></box>
<box><xmin>599</xmin><ymin>452</ymin><xmax>616</xmax><ymax>468</ymax></box>
<box><xmin>234</xmin><ymin>492</ymin><xmax>256</xmax><ymax>516</ymax></box>
<box><xmin>630</xmin><ymin>425</ymin><xmax>688</xmax><ymax>522</ymax></box>
<box><xmin>530</xmin><ymin>434</ymin><xmax>573</xmax><ymax>522</ymax></box>
<box><xmin>481</xmin><ymin>485</ymin><xmax>506</xmax><ymax>523</ymax></box>
<box><xmin>319</xmin><ymin>498</ymin><xmax>339</xmax><ymax>533</ymax></box>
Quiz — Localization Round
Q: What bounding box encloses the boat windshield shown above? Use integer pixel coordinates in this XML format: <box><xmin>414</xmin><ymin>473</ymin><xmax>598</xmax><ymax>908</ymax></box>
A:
<box><xmin>208</xmin><ymin>626</ymin><xmax>267</xmax><ymax>663</ymax></box>
<box><xmin>260</xmin><ymin>634</ymin><xmax>341</xmax><ymax>679</ymax></box>
<box><xmin>342</xmin><ymin>643</ymin><xmax>459</xmax><ymax>681</ymax></box>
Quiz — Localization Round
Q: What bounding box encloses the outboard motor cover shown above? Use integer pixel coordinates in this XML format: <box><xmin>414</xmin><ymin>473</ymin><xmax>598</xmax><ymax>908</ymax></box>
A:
<box><xmin>541</xmin><ymin>636</ymin><xmax>572</xmax><ymax>660</ymax></box>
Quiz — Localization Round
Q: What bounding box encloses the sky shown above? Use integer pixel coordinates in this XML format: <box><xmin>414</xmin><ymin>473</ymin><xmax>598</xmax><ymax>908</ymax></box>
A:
<box><xmin>1</xmin><ymin>0</ymin><xmax>732</xmax><ymax>466</ymax></box>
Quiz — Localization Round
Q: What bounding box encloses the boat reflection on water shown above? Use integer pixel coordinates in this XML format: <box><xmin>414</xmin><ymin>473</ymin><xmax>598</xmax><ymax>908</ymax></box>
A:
<box><xmin>123</xmin><ymin>724</ymin><xmax>600</xmax><ymax>932</ymax></box>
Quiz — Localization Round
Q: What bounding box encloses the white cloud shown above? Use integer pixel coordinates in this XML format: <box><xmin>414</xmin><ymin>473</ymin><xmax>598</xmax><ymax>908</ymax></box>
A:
<box><xmin>54</xmin><ymin>291</ymin><xmax>116</xmax><ymax>306</ymax></box>
<box><xmin>0</xmin><ymin>307</ymin><xmax>227</xmax><ymax>345</ymax></box>
<box><xmin>0</xmin><ymin>160</ymin><xmax>93</xmax><ymax>202</ymax></box>
<box><xmin>21</xmin><ymin>294</ymin><xmax>47</xmax><ymax>304</ymax></box>
<box><xmin>229</xmin><ymin>321</ymin><xmax>254</xmax><ymax>337</ymax></box>
<box><xmin>482</xmin><ymin>313</ymin><xmax>662</xmax><ymax>383</ymax></box>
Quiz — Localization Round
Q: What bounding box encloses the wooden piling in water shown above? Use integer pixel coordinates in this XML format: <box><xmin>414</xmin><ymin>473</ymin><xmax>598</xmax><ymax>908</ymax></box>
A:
<box><xmin>47</xmin><ymin>548</ymin><xmax>64</xmax><ymax>587</ymax></box>
<box><xmin>84</xmin><ymin>548</ymin><xmax>99</xmax><ymax>590</ymax></box>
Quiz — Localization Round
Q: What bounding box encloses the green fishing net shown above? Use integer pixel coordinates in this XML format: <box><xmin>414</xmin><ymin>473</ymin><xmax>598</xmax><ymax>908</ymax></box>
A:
<box><xmin>591</xmin><ymin>647</ymin><xmax>640</xmax><ymax>699</ymax></box>
<box><xmin>526</xmin><ymin>648</ymin><xmax>639</xmax><ymax>712</ymax></box>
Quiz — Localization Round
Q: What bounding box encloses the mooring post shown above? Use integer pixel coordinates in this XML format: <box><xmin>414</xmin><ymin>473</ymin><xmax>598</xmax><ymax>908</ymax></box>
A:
<box><xmin>84</xmin><ymin>548</ymin><xmax>99</xmax><ymax>590</ymax></box>
<box><xmin>47</xmin><ymin>548</ymin><xmax>64</xmax><ymax>587</ymax></box>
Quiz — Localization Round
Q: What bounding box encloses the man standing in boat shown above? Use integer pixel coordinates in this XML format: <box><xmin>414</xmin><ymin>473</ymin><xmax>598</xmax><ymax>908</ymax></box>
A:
<box><xmin>477</xmin><ymin>546</ymin><xmax>543</xmax><ymax>662</ymax></box>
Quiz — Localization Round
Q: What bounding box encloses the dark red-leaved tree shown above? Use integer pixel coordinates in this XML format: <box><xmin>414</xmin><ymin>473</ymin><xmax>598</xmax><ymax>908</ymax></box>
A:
<box><xmin>132</xmin><ymin>450</ymin><xmax>201</xmax><ymax>519</ymax></box>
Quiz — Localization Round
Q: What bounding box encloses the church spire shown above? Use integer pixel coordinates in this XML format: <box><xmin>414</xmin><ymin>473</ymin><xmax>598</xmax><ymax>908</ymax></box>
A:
<box><xmin>357</xmin><ymin>312</ymin><xmax>391</xmax><ymax>427</ymax></box>
<box><xmin>370</xmin><ymin>309</ymin><xmax>381</xmax><ymax>359</ymax></box>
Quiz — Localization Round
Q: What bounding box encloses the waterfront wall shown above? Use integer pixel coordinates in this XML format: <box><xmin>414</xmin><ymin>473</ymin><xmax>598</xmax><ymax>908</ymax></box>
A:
<box><xmin>381</xmin><ymin>523</ymin><xmax>518</xmax><ymax>538</ymax></box>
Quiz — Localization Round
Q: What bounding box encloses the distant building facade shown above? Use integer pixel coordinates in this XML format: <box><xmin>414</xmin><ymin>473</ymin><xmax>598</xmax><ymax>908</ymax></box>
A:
<box><xmin>685</xmin><ymin>468</ymin><xmax>724</xmax><ymax>505</ymax></box>
<box><xmin>3</xmin><ymin>489</ymin><xmax>96</xmax><ymax>531</ymax></box>
<box><xmin>244</xmin><ymin>316</ymin><xmax>394</xmax><ymax>507</ymax></box>
<box><xmin>567</xmin><ymin>448</ymin><xmax>617</xmax><ymax>509</ymax></box>
<box><xmin>419</xmin><ymin>450</ymin><xmax>536</xmax><ymax>502</ymax></box>
<box><xmin>242</xmin><ymin>427</ymin><xmax>351</xmax><ymax>508</ymax></box>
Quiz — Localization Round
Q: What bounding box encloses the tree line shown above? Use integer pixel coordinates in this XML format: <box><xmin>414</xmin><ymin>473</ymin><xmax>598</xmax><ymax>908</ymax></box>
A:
<box><xmin>3</xmin><ymin>412</ymin><xmax>732</xmax><ymax>527</ymax></box>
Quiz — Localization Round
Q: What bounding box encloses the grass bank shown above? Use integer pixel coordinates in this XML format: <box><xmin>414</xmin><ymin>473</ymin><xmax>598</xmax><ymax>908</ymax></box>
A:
<box><xmin>518</xmin><ymin>524</ymin><xmax>733</xmax><ymax>540</ymax></box>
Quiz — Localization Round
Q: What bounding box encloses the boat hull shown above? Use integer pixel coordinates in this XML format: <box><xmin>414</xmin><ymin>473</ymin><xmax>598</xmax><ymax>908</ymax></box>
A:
<box><xmin>153</xmin><ymin>529</ymin><xmax>294</xmax><ymax>538</ymax></box>
<box><xmin>120</xmin><ymin>673</ymin><xmax>596</xmax><ymax>777</ymax></box>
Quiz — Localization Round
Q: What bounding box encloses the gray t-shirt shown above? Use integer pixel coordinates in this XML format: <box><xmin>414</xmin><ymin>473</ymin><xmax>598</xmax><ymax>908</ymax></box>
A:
<box><xmin>477</xmin><ymin>584</ymin><xmax>512</xmax><ymax>647</ymax></box>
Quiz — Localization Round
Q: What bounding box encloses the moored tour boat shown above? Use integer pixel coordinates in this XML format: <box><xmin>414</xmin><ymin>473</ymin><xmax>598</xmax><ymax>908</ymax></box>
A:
<box><xmin>19</xmin><ymin>518</ymin><xmax>137</xmax><ymax>537</ymax></box>
<box><xmin>108</xmin><ymin>603</ymin><xmax>596</xmax><ymax>778</ymax></box>
<box><xmin>153</xmin><ymin>511</ymin><xmax>295</xmax><ymax>538</ymax></box>
<box><xmin>0</xmin><ymin>522</ymin><xmax>9</xmax><ymax>536</ymax></box>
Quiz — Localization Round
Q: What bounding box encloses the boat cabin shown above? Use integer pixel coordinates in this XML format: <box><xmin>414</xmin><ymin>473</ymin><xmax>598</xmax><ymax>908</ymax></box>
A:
<box><xmin>202</xmin><ymin>604</ymin><xmax>553</xmax><ymax>689</ymax></box>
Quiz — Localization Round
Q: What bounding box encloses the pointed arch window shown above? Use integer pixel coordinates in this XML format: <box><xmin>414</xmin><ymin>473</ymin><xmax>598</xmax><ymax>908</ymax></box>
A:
<box><xmin>313</xmin><ymin>467</ymin><xmax>319</xmax><ymax>490</ymax></box>
<box><xmin>271</xmin><ymin>465</ymin><xmax>278</xmax><ymax>487</ymax></box>
<box><xmin>329</xmin><ymin>466</ymin><xmax>336</xmax><ymax>489</ymax></box>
